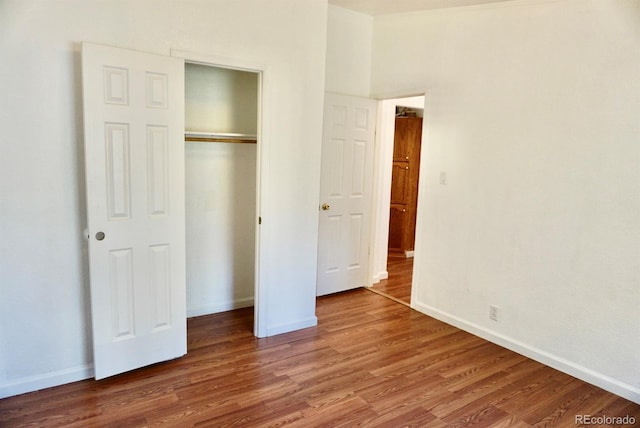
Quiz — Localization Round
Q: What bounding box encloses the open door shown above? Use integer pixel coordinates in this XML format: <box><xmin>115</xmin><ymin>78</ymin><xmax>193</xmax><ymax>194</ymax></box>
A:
<box><xmin>82</xmin><ymin>43</ymin><xmax>186</xmax><ymax>379</ymax></box>
<box><xmin>317</xmin><ymin>93</ymin><xmax>377</xmax><ymax>296</ymax></box>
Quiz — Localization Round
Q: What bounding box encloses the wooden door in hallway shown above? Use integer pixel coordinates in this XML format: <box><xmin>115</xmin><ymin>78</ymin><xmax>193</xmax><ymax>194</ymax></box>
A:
<box><xmin>388</xmin><ymin>117</ymin><xmax>422</xmax><ymax>256</ymax></box>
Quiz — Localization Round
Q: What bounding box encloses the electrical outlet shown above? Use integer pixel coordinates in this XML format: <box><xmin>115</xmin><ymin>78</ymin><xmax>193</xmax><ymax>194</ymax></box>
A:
<box><xmin>489</xmin><ymin>305</ymin><xmax>499</xmax><ymax>321</ymax></box>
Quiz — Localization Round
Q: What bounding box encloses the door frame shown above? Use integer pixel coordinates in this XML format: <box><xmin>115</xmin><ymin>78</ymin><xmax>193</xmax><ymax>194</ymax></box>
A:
<box><xmin>172</xmin><ymin>49</ymin><xmax>269</xmax><ymax>337</ymax></box>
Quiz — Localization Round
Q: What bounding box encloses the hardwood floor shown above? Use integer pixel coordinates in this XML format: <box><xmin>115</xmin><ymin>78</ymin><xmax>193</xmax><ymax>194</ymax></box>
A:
<box><xmin>370</xmin><ymin>252</ymin><xmax>413</xmax><ymax>305</ymax></box>
<box><xmin>1</xmin><ymin>290</ymin><xmax>638</xmax><ymax>427</ymax></box>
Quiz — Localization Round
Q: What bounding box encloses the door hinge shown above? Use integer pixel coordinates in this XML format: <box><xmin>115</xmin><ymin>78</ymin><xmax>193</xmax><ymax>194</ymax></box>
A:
<box><xmin>258</xmin><ymin>216</ymin><xmax>262</xmax><ymax>225</ymax></box>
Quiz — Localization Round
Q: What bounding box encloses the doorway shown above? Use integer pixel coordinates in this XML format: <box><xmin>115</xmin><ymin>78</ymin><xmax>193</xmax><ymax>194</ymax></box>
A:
<box><xmin>183</xmin><ymin>62</ymin><xmax>260</xmax><ymax>331</ymax></box>
<box><xmin>370</xmin><ymin>95</ymin><xmax>425</xmax><ymax>306</ymax></box>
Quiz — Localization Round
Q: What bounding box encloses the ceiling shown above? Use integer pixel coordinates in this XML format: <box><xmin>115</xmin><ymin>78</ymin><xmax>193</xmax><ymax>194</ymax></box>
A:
<box><xmin>328</xmin><ymin>0</ymin><xmax>514</xmax><ymax>15</ymax></box>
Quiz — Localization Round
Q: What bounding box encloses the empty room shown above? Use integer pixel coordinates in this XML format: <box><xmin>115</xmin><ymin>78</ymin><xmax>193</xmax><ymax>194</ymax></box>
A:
<box><xmin>1</xmin><ymin>0</ymin><xmax>638</xmax><ymax>426</ymax></box>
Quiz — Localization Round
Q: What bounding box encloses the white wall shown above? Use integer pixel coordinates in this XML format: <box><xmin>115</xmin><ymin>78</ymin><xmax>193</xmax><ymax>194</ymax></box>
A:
<box><xmin>185</xmin><ymin>63</ymin><xmax>258</xmax><ymax>135</ymax></box>
<box><xmin>324</xmin><ymin>5</ymin><xmax>372</xmax><ymax>97</ymax></box>
<box><xmin>186</xmin><ymin>142</ymin><xmax>257</xmax><ymax>316</ymax></box>
<box><xmin>372</xmin><ymin>0</ymin><xmax>640</xmax><ymax>403</ymax></box>
<box><xmin>0</xmin><ymin>0</ymin><xmax>327</xmax><ymax>398</ymax></box>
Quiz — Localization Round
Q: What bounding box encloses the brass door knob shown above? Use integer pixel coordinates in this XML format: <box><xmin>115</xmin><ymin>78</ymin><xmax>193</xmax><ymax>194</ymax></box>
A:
<box><xmin>321</xmin><ymin>203</ymin><xmax>331</xmax><ymax>211</ymax></box>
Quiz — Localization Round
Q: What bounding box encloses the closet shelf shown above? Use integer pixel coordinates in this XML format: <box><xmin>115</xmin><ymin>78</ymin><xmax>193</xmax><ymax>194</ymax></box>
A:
<box><xmin>185</xmin><ymin>132</ymin><xmax>257</xmax><ymax>144</ymax></box>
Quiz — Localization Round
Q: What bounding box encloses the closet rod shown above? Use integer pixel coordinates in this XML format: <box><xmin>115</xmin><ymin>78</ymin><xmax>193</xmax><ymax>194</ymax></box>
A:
<box><xmin>185</xmin><ymin>132</ymin><xmax>257</xmax><ymax>144</ymax></box>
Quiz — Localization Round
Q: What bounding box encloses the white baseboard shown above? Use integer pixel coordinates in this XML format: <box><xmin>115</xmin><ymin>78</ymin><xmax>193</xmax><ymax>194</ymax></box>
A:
<box><xmin>266</xmin><ymin>316</ymin><xmax>318</xmax><ymax>337</ymax></box>
<box><xmin>0</xmin><ymin>297</ymin><xmax>310</xmax><ymax>400</ymax></box>
<box><xmin>372</xmin><ymin>271</ymin><xmax>389</xmax><ymax>284</ymax></box>
<box><xmin>0</xmin><ymin>364</ymin><xmax>93</xmax><ymax>399</ymax></box>
<box><xmin>413</xmin><ymin>300</ymin><xmax>640</xmax><ymax>405</ymax></box>
<box><xmin>187</xmin><ymin>297</ymin><xmax>254</xmax><ymax>318</ymax></box>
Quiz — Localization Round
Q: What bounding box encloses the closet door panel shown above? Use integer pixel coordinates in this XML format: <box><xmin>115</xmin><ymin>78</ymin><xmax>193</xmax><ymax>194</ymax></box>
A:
<box><xmin>82</xmin><ymin>42</ymin><xmax>186</xmax><ymax>380</ymax></box>
<box><xmin>388</xmin><ymin>204</ymin><xmax>406</xmax><ymax>252</ymax></box>
<box><xmin>390</xmin><ymin>162</ymin><xmax>410</xmax><ymax>205</ymax></box>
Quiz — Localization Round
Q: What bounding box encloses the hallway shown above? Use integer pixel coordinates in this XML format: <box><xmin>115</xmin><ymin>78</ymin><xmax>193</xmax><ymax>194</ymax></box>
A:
<box><xmin>369</xmin><ymin>253</ymin><xmax>413</xmax><ymax>305</ymax></box>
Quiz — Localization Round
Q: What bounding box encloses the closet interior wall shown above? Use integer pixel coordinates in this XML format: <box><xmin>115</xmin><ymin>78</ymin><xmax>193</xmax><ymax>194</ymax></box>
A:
<box><xmin>184</xmin><ymin>63</ymin><xmax>258</xmax><ymax>317</ymax></box>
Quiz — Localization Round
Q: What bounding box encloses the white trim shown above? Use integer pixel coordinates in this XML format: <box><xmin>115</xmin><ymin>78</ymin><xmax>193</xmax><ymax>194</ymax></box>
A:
<box><xmin>171</xmin><ymin>49</ymin><xmax>267</xmax><ymax>74</ymax></box>
<box><xmin>266</xmin><ymin>316</ymin><xmax>318</xmax><ymax>337</ymax></box>
<box><xmin>253</xmin><ymin>67</ymin><xmax>267</xmax><ymax>338</ymax></box>
<box><xmin>0</xmin><ymin>365</ymin><xmax>93</xmax><ymax>399</ymax></box>
<box><xmin>371</xmin><ymin>270</ymin><xmax>389</xmax><ymax>284</ymax></box>
<box><xmin>187</xmin><ymin>297</ymin><xmax>254</xmax><ymax>318</ymax></box>
<box><xmin>413</xmin><ymin>300</ymin><xmax>640</xmax><ymax>405</ymax></box>
<box><xmin>370</xmin><ymin>88</ymin><xmax>429</xmax><ymax>102</ymax></box>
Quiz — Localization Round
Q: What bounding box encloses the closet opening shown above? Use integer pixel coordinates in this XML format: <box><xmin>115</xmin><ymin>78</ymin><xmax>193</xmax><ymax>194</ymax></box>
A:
<box><xmin>184</xmin><ymin>62</ymin><xmax>260</xmax><ymax>331</ymax></box>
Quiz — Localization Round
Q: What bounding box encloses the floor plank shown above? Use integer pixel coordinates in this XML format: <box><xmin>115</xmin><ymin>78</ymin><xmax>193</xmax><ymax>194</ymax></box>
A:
<box><xmin>1</xmin><ymin>289</ymin><xmax>638</xmax><ymax>427</ymax></box>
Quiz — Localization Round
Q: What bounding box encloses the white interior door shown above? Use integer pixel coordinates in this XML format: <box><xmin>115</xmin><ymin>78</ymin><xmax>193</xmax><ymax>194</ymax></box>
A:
<box><xmin>317</xmin><ymin>93</ymin><xmax>377</xmax><ymax>296</ymax></box>
<box><xmin>82</xmin><ymin>43</ymin><xmax>186</xmax><ymax>379</ymax></box>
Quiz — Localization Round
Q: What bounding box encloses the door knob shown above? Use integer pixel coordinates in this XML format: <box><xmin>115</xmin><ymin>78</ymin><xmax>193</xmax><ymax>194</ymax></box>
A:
<box><xmin>95</xmin><ymin>231</ymin><xmax>105</xmax><ymax>241</ymax></box>
<box><xmin>321</xmin><ymin>203</ymin><xmax>331</xmax><ymax>211</ymax></box>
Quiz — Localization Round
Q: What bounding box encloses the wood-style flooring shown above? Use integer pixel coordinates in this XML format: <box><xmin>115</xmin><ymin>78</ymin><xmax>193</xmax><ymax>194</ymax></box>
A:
<box><xmin>1</xmin><ymin>290</ymin><xmax>638</xmax><ymax>427</ymax></box>
<box><xmin>370</xmin><ymin>253</ymin><xmax>413</xmax><ymax>305</ymax></box>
